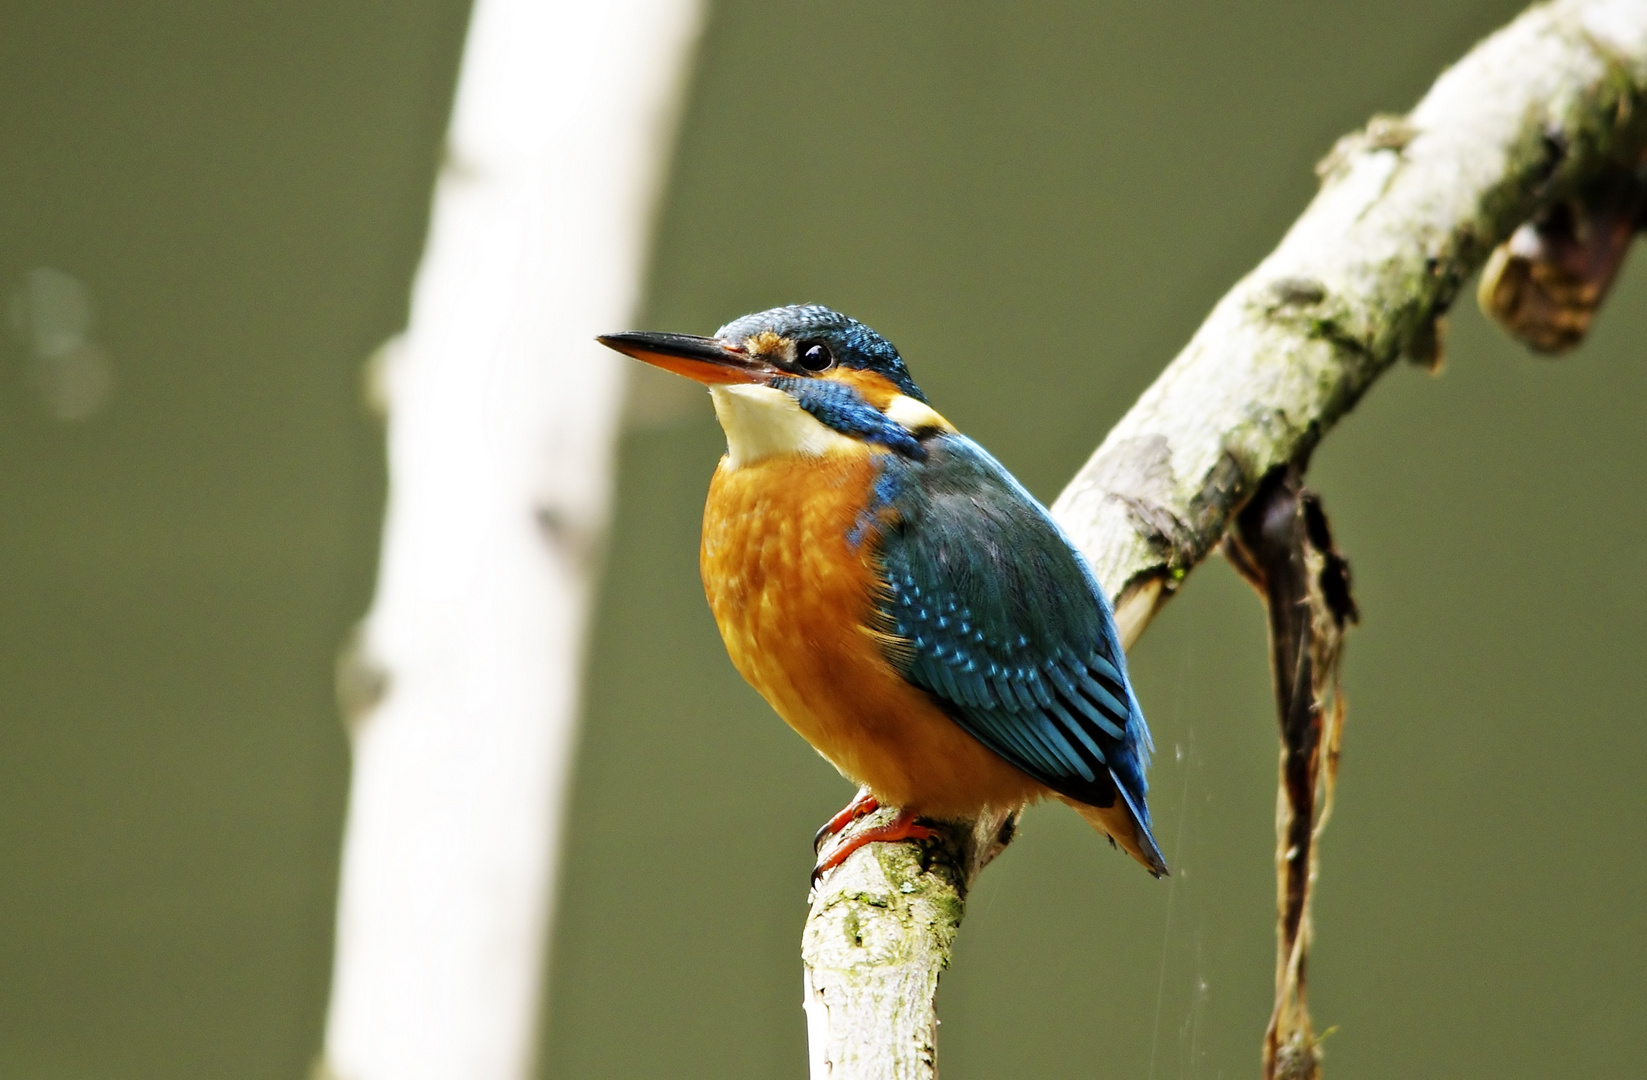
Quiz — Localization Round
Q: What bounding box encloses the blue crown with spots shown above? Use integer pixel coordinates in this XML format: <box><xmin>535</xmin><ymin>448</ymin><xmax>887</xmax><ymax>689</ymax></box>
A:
<box><xmin>715</xmin><ymin>304</ymin><xmax>925</xmax><ymax>401</ymax></box>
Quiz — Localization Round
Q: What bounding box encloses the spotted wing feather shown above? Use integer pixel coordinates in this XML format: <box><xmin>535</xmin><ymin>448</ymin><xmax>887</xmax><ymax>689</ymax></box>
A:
<box><xmin>870</xmin><ymin>434</ymin><xmax>1165</xmax><ymax>871</ymax></box>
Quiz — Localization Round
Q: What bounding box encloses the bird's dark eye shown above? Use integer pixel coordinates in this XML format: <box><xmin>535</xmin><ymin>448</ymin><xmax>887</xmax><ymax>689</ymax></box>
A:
<box><xmin>798</xmin><ymin>342</ymin><xmax>835</xmax><ymax>372</ymax></box>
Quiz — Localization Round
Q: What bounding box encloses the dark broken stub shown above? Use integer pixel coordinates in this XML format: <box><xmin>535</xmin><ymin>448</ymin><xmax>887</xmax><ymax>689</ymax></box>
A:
<box><xmin>1223</xmin><ymin>464</ymin><xmax>1358</xmax><ymax>1080</ymax></box>
<box><xmin>1477</xmin><ymin>159</ymin><xmax>1647</xmax><ymax>354</ymax></box>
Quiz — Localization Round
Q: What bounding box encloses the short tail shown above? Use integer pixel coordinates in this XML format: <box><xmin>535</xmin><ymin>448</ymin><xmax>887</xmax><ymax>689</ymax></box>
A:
<box><xmin>1061</xmin><ymin>772</ymin><xmax>1169</xmax><ymax>877</ymax></box>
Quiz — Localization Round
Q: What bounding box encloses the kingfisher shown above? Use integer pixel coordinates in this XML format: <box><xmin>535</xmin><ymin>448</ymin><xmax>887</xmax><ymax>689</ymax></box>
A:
<box><xmin>598</xmin><ymin>305</ymin><xmax>1166</xmax><ymax>880</ymax></box>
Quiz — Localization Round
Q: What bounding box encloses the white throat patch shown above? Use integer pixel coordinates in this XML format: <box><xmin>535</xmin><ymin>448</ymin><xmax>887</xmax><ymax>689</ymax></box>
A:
<box><xmin>709</xmin><ymin>384</ymin><xmax>862</xmax><ymax>469</ymax></box>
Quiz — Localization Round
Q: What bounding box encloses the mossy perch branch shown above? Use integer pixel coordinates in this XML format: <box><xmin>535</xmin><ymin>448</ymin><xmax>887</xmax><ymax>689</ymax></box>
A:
<box><xmin>802</xmin><ymin>3</ymin><xmax>1647</xmax><ymax>1078</ymax></box>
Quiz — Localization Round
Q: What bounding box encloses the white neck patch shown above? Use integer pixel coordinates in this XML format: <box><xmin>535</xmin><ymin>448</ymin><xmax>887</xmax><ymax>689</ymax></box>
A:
<box><xmin>709</xmin><ymin>384</ymin><xmax>863</xmax><ymax>469</ymax></box>
<box><xmin>883</xmin><ymin>393</ymin><xmax>953</xmax><ymax>434</ymax></box>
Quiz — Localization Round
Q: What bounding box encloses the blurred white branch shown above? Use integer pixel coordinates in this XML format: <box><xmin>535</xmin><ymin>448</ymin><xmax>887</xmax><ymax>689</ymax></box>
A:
<box><xmin>319</xmin><ymin>3</ymin><xmax>703</xmax><ymax>1079</ymax></box>
<box><xmin>803</xmin><ymin>2</ymin><xmax>1647</xmax><ymax>1077</ymax></box>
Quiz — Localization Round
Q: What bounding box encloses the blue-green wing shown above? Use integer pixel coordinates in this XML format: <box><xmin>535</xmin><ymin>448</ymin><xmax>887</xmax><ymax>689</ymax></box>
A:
<box><xmin>869</xmin><ymin>434</ymin><xmax>1163</xmax><ymax>869</ymax></box>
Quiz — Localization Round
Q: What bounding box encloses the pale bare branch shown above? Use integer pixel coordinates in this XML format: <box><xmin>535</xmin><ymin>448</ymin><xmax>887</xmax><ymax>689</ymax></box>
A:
<box><xmin>318</xmin><ymin>3</ymin><xmax>703</xmax><ymax>1079</ymax></box>
<box><xmin>803</xmin><ymin>3</ymin><xmax>1647</xmax><ymax>1076</ymax></box>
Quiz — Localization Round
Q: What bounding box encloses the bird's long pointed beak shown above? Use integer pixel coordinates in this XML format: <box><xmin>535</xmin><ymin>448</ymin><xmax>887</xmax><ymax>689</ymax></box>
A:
<box><xmin>596</xmin><ymin>331</ymin><xmax>776</xmax><ymax>385</ymax></box>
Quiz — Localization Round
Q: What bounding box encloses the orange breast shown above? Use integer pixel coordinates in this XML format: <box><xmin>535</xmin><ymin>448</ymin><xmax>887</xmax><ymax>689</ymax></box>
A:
<box><xmin>700</xmin><ymin>449</ymin><xmax>1045</xmax><ymax>817</ymax></box>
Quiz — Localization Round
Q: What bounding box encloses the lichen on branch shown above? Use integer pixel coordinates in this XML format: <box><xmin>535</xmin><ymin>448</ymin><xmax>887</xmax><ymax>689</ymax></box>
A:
<box><xmin>1053</xmin><ymin>0</ymin><xmax>1647</xmax><ymax>626</ymax></box>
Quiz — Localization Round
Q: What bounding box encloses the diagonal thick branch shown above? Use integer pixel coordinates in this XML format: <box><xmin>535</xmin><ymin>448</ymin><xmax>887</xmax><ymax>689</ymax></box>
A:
<box><xmin>802</xmin><ymin>3</ymin><xmax>1647</xmax><ymax>1077</ymax></box>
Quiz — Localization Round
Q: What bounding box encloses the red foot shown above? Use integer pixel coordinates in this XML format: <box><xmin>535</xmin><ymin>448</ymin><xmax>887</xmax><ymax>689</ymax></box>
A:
<box><xmin>812</xmin><ymin>808</ymin><xmax>940</xmax><ymax>884</ymax></box>
<box><xmin>813</xmin><ymin>788</ymin><xmax>881</xmax><ymax>853</ymax></box>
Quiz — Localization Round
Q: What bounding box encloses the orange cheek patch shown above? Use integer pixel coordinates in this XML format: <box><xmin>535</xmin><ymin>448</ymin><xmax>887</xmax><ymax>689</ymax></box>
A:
<box><xmin>822</xmin><ymin>368</ymin><xmax>903</xmax><ymax>410</ymax></box>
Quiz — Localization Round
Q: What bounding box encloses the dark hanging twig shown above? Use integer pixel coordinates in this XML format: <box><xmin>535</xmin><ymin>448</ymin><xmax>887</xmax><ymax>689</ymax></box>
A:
<box><xmin>1225</xmin><ymin>464</ymin><xmax>1358</xmax><ymax>1080</ymax></box>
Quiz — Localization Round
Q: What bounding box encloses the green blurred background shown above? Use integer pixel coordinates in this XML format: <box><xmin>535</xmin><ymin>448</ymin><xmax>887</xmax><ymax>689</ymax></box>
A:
<box><xmin>3</xmin><ymin>1</ymin><xmax>1643</xmax><ymax>1077</ymax></box>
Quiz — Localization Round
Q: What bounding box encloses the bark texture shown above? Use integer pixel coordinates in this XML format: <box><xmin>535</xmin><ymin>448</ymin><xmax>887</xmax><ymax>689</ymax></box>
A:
<box><xmin>802</xmin><ymin>3</ymin><xmax>1647</xmax><ymax>1077</ymax></box>
<box><xmin>803</xmin><ymin>811</ymin><xmax>1015</xmax><ymax>1080</ymax></box>
<box><xmin>1055</xmin><ymin>0</ymin><xmax>1647</xmax><ymax>614</ymax></box>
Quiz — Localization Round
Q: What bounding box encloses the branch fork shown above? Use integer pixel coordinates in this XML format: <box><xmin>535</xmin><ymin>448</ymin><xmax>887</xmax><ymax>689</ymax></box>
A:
<box><xmin>802</xmin><ymin>3</ymin><xmax>1647</xmax><ymax>1077</ymax></box>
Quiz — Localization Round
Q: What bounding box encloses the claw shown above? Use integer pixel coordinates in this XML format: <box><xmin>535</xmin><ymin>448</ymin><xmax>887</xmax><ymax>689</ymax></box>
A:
<box><xmin>813</xmin><ymin>788</ymin><xmax>880</xmax><ymax>854</ymax></box>
<box><xmin>812</xmin><ymin>808</ymin><xmax>940</xmax><ymax>885</ymax></box>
